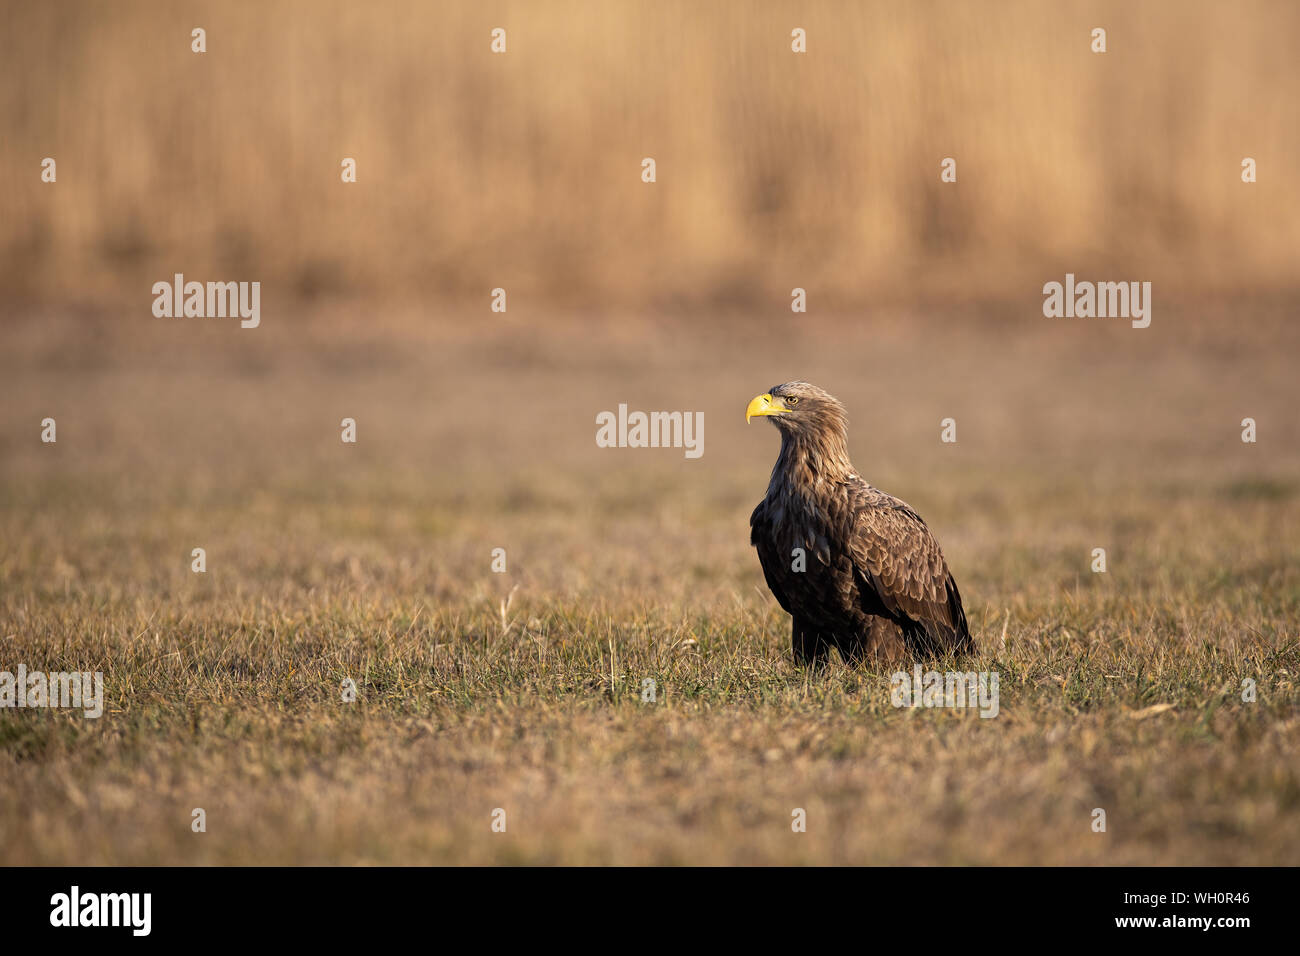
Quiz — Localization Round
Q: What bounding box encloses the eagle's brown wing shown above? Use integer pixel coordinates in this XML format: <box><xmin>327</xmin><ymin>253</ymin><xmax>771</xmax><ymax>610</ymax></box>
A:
<box><xmin>846</xmin><ymin>483</ymin><xmax>972</xmax><ymax>655</ymax></box>
<box><xmin>750</xmin><ymin>498</ymin><xmax>795</xmax><ymax>615</ymax></box>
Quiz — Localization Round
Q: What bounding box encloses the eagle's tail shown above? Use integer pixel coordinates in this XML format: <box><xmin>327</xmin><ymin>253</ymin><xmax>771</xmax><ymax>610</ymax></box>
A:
<box><xmin>944</xmin><ymin>573</ymin><xmax>975</xmax><ymax>655</ymax></box>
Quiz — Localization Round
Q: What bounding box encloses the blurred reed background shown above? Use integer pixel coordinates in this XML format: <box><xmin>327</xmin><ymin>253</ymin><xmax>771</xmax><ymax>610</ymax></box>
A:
<box><xmin>2</xmin><ymin>0</ymin><xmax>1297</xmax><ymax>314</ymax></box>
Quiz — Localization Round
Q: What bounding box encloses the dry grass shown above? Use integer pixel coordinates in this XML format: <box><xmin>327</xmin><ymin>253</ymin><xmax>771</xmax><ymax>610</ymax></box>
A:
<box><xmin>2</xmin><ymin>301</ymin><xmax>1298</xmax><ymax>864</ymax></box>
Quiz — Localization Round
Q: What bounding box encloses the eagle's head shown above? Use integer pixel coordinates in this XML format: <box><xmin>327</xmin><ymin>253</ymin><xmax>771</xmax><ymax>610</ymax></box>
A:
<box><xmin>746</xmin><ymin>381</ymin><xmax>848</xmax><ymax>439</ymax></box>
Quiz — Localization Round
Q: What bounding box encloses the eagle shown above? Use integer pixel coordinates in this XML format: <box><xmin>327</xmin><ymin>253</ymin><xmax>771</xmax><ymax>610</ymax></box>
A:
<box><xmin>747</xmin><ymin>382</ymin><xmax>973</xmax><ymax>665</ymax></box>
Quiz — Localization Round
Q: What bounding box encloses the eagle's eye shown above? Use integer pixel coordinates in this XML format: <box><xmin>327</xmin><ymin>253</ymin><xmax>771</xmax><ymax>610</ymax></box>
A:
<box><xmin>785</xmin><ymin>396</ymin><xmax>799</xmax><ymax>406</ymax></box>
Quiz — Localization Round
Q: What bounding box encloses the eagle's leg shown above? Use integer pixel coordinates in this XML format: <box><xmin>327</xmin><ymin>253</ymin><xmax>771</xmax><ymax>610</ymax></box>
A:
<box><xmin>792</xmin><ymin>617</ymin><xmax>830</xmax><ymax>667</ymax></box>
<box><xmin>833</xmin><ymin>632</ymin><xmax>865</xmax><ymax>666</ymax></box>
<box><xmin>865</xmin><ymin>616</ymin><xmax>908</xmax><ymax>662</ymax></box>
<box><xmin>837</xmin><ymin>618</ymin><xmax>907</xmax><ymax>665</ymax></box>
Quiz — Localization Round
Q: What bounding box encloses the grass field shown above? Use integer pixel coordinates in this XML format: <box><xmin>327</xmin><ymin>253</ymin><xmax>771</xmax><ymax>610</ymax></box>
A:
<box><xmin>2</xmin><ymin>301</ymin><xmax>1298</xmax><ymax>864</ymax></box>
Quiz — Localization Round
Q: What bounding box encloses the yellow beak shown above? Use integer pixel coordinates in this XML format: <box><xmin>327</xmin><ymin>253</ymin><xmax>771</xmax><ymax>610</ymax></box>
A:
<box><xmin>746</xmin><ymin>392</ymin><xmax>788</xmax><ymax>423</ymax></box>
